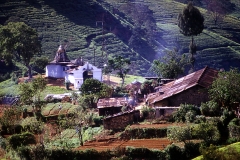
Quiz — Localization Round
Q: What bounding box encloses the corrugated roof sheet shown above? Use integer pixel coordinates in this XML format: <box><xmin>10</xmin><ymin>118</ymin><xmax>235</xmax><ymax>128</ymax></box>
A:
<box><xmin>148</xmin><ymin>67</ymin><xmax>218</xmax><ymax>104</ymax></box>
<box><xmin>97</xmin><ymin>97</ymin><xmax>128</xmax><ymax>108</ymax></box>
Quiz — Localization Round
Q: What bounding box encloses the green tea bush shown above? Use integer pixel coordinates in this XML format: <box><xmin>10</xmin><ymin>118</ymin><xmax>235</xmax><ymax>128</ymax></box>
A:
<box><xmin>228</xmin><ymin>118</ymin><xmax>240</xmax><ymax>141</ymax></box>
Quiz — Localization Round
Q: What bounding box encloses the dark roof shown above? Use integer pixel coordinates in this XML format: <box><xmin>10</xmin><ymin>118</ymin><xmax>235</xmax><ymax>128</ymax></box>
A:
<box><xmin>148</xmin><ymin>67</ymin><xmax>218</xmax><ymax>104</ymax></box>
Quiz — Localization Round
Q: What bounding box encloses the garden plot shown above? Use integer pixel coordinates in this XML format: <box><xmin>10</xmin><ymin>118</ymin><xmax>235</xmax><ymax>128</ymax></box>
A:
<box><xmin>77</xmin><ymin>138</ymin><xmax>171</xmax><ymax>151</ymax></box>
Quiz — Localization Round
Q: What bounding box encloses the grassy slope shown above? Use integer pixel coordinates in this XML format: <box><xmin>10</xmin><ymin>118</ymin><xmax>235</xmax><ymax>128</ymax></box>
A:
<box><xmin>193</xmin><ymin>142</ymin><xmax>240</xmax><ymax>160</ymax></box>
<box><xmin>104</xmin><ymin>0</ymin><xmax>240</xmax><ymax>71</ymax></box>
<box><xmin>0</xmin><ymin>0</ymin><xmax>240</xmax><ymax>76</ymax></box>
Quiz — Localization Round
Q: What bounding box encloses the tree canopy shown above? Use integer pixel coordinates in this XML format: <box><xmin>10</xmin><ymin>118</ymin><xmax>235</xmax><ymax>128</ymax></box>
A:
<box><xmin>108</xmin><ymin>55</ymin><xmax>131</xmax><ymax>87</ymax></box>
<box><xmin>0</xmin><ymin>22</ymin><xmax>41</xmax><ymax>78</ymax></box>
<box><xmin>178</xmin><ymin>2</ymin><xmax>204</xmax><ymax>37</ymax></box>
<box><xmin>151</xmin><ymin>49</ymin><xmax>188</xmax><ymax>79</ymax></box>
<box><xmin>209</xmin><ymin>68</ymin><xmax>240</xmax><ymax>110</ymax></box>
<box><xmin>19</xmin><ymin>75</ymin><xmax>47</xmax><ymax>105</ymax></box>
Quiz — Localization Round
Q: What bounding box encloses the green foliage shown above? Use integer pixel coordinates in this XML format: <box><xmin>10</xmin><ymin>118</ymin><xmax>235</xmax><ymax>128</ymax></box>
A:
<box><xmin>209</xmin><ymin>68</ymin><xmax>240</xmax><ymax>109</ymax></box>
<box><xmin>125</xmin><ymin>146</ymin><xmax>166</xmax><ymax>160</ymax></box>
<box><xmin>200</xmin><ymin>101</ymin><xmax>221</xmax><ymax>117</ymax></box>
<box><xmin>19</xmin><ymin>75</ymin><xmax>47</xmax><ymax>105</ymax></box>
<box><xmin>228</xmin><ymin>118</ymin><xmax>240</xmax><ymax>141</ymax></box>
<box><xmin>141</xmin><ymin>105</ymin><xmax>155</xmax><ymax>120</ymax></box>
<box><xmin>120</xmin><ymin>127</ymin><xmax>167</xmax><ymax>139</ymax></box>
<box><xmin>194</xmin><ymin>115</ymin><xmax>206</xmax><ymax>124</ymax></box>
<box><xmin>80</xmin><ymin>78</ymin><xmax>111</xmax><ymax>97</ymax></box>
<box><xmin>0</xmin><ymin>108</ymin><xmax>21</xmax><ymax>134</ymax></box>
<box><xmin>167</xmin><ymin>126</ymin><xmax>192</xmax><ymax>144</ymax></box>
<box><xmin>0</xmin><ymin>79</ymin><xmax>19</xmax><ymax>96</ymax></box>
<box><xmin>172</xmin><ymin>104</ymin><xmax>200</xmax><ymax>122</ymax></box>
<box><xmin>178</xmin><ymin>2</ymin><xmax>204</xmax><ymax>37</ymax></box>
<box><xmin>8</xmin><ymin>132</ymin><xmax>36</xmax><ymax>149</ymax></box>
<box><xmin>151</xmin><ymin>49</ymin><xmax>188</xmax><ymax>78</ymax></box>
<box><xmin>20</xmin><ymin>117</ymin><xmax>44</xmax><ymax>134</ymax></box>
<box><xmin>31</xmin><ymin>56</ymin><xmax>49</xmax><ymax>74</ymax></box>
<box><xmin>200</xmin><ymin>144</ymin><xmax>240</xmax><ymax>160</ymax></box>
<box><xmin>0</xmin><ymin>22</ymin><xmax>41</xmax><ymax>78</ymax></box>
<box><xmin>184</xmin><ymin>142</ymin><xmax>200</xmax><ymax>160</ymax></box>
<box><xmin>108</xmin><ymin>56</ymin><xmax>131</xmax><ymax>87</ymax></box>
<box><xmin>164</xmin><ymin>144</ymin><xmax>185</xmax><ymax>160</ymax></box>
<box><xmin>193</xmin><ymin>122</ymin><xmax>221</xmax><ymax>145</ymax></box>
<box><xmin>0</xmin><ymin>136</ymin><xmax>6</xmax><ymax>149</ymax></box>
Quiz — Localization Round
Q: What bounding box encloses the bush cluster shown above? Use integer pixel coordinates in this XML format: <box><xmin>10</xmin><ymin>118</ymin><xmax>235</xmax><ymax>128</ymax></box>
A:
<box><xmin>14</xmin><ymin>143</ymin><xmax>200</xmax><ymax>160</ymax></box>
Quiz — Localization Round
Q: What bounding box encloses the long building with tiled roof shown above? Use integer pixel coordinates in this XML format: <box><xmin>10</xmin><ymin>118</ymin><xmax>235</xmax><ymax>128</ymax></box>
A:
<box><xmin>147</xmin><ymin>67</ymin><xmax>218</xmax><ymax>107</ymax></box>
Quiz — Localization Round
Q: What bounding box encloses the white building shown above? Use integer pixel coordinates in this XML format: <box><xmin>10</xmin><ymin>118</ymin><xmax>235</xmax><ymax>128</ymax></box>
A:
<box><xmin>45</xmin><ymin>45</ymin><xmax>102</xmax><ymax>89</ymax></box>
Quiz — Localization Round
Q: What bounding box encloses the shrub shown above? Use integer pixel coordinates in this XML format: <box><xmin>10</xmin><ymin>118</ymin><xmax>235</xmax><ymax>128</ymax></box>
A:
<box><xmin>20</xmin><ymin>117</ymin><xmax>44</xmax><ymax>134</ymax></box>
<box><xmin>228</xmin><ymin>118</ymin><xmax>240</xmax><ymax>140</ymax></box>
<box><xmin>192</xmin><ymin>122</ymin><xmax>221</xmax><ymax>145</ymax></box>
<box><xmin>164</xmin><ymin>144</ymin><xmax>185</xmax><ymax>160</ymax></box>
<box><xmin>167</xmin><ymin>126</ymin><xmax>192</xmax><ymax>144</ymax></box>
<box><xmin>8</xmin><ymin>132</ymin><xmax>36</xmax><ymax>149</ymax></box>
<box><xmin>185</xmin><ymin>110</ymin><xmax>196</xmax><ymax>123</ymax></box>
<box><xmin>126</xmin><ymin>146</ymin><xmax>166</xmax><ymax>160</ymax></box>
<box><xmin>120</xmin><ymin>127</ymin><xmax>167</xmax><ymax>139</ymax></box>
<box><xmin>141</xmin><ymin>105</ymin><xmax>155</xmax><ymax>120</ymax></box>
<box><xmin>194</xmin><ymin>115</ymin><xmax>206</xmax><ymax>124</ymax></box>
<box><xmin>200</xmin><ymin>101</ymin><xmax>221</xmax><ymax>116</ymax></box>
<box><xmin>184</xmin><ymin>142</ymin><xmax>200</xmax><ymax>159</ymax></box>
<box><xmin>172</xmin><ymin>104</ymin><xmax>200</xmax><ymax>122</ymax></box>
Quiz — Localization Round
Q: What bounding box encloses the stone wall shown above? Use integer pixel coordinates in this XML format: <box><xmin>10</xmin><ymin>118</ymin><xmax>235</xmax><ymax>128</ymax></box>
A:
<box><xmin>103</xmin><ymin>110</ymin><xmax>140</xmax><ymax>130</ymax></box>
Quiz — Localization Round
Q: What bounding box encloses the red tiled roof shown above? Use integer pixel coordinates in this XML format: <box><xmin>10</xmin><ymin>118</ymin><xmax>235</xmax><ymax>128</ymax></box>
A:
<box><xmin>148</xmin><ymin>67</ymin><xmax>218</xmax><ymax>104</ymax></box>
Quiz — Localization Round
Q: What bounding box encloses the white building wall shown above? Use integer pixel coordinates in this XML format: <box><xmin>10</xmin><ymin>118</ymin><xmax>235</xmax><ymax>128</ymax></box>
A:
<box><xmin>46</xmin><ymin>64</ymin><xmax>65</xmax><ymax>78</ymax></box>
<box><xmin>93</xmin><ymin>70</ymin><xmax>102</xmax><ymax>81</ymax></box>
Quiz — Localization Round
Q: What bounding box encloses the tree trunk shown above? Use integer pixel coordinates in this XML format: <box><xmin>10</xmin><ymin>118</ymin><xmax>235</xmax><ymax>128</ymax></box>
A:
<box><xmin>121</xmin><ymin>77</ymin><xmax>125</xmax><ymax>88</ymax></box>
<box><xmin>27</xmin><ymin>65</ymin><xmax>32</xmax><ymax>79</ymax></box>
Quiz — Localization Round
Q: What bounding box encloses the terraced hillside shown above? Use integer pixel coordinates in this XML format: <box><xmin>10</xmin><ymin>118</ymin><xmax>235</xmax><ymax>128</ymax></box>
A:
<box><xmin>1</xmin><ymin>0</ymin><xmax>240</xmax><ymax>76</ymax></box>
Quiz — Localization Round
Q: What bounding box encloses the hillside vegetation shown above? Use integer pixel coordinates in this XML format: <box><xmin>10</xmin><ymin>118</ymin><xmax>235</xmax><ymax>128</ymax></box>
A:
<box><xmin>0</xmin><ymin>0</ymin><xmax>240</xmax><ymax>77</ymax></box>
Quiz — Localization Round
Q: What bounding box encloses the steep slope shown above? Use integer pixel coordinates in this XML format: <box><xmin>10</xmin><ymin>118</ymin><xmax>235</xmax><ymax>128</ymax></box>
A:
<box><xmin>104</xmin><ymin>0</ymin><xmax>240</xmax><ymax>71</ymax></box>
<box><xmin>1</xmin><ymin>0</ymin><xmax>240</xmax><ymax>78</ymax></box>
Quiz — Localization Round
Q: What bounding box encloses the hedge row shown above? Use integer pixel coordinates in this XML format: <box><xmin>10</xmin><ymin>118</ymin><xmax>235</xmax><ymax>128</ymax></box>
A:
<box><xmin>15</xmin><ymin>143</ymin><xmax>200</xmax><ymax>160</ymax></box>
<box><xmin>119</xmin><ymin>127</ymin><xmax>167</xmax><ymax>139</ymax></box>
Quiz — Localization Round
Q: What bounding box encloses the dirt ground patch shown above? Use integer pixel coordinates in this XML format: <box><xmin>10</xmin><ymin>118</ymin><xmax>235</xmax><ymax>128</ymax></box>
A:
<box><xmin>76</xmin><ymin>138</ymin><xmax>171</xmax><ymax>151</ymax></box>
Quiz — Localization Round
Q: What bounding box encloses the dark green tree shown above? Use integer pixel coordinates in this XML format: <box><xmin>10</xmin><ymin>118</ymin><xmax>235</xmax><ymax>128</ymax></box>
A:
<box><xmin>178</xmin><ymin>2</ymin><xmax>204</xmax><ymax>71</ymax></box>
<box><xmin>31</xmin><ymin>56</ymin><xmax>49</xmax><ymax>74</ymax></box>
<box><xmin>108</xmin><ymin>55</ymin><xmax>131</xmax><ymax>87</ymax></box>
<box><xmin>79</xmin><ymin>78</ymin><xmax>112</xmax><ymax>108</ymax></box>
<box><xmin>151</xmin><ymin>49</ymin><xmax>188</xmax><ymax>79</ymax></box>
<box><xmin>0</xmin><ymin>22</ymin><xmax>41</xmax><ymax>78</ymax></box>
<box><xmin>209</xmin><ymin>68</ymin><xmax>240</xmax><ymax>110</ymax></box>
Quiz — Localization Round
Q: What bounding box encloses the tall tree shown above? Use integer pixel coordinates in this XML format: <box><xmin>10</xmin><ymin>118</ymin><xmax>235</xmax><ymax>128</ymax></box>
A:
<box><xmin>19</xmin><ymin>75</ymin><xmax>47</xmax><ymax>106</ymax></box>
<box><xmin>209</xmin><ymin>68</ymin><xmax>240</xmax><ymax>110</ymax></box>
<box><xmin>0</xmin><ymin>22</ymin><xmax>41</xmax><ymax>79</ymax></box>
<box><xmin>151</xmin><ymin>49</ymin><xmax>188</xmax><ymax>79</ymax></box>
<box><xmin>108</xmin><ymin>55</ymin><xmax>131</xmax><ymax>87</ymax></box>
<box><xmin>178</xmin><ymin>2</ymin><xmax>204</xmax><ymax>71</ymax></box>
